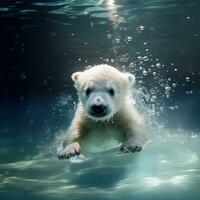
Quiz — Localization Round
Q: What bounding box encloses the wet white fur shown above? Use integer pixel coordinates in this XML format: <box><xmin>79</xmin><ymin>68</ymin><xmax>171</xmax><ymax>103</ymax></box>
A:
<box><xmin>60</xmin><ymin>64</ymin><xmax>147</xmax><ymax>158</ymax></box>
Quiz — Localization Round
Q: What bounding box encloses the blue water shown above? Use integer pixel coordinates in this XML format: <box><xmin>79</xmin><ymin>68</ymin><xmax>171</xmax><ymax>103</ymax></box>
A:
<box><xmin>0</xmin><ymin>0</ymin><xmax>200</xmax><ymax>199</ymax></box>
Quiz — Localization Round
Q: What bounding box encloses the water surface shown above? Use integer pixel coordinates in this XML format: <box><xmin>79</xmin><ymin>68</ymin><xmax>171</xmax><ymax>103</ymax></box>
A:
<box><xmin>0</xmin><ymin>0</ymin><xmax>200</xmax><ymax>199</ymax></box>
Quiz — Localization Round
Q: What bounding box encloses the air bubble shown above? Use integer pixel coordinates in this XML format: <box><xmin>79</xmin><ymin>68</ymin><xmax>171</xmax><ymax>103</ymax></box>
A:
<box><xmin>139</xmin><ymin>80</ymin><xmax>143</xmax><ymax>84</ymax></box>
<box><xmin>143</xmin><ymin>70</ymin><xmax>147</xmax><ymax>76</ymax></box>
<box><xmin>143</xmin><ymin>56</ymin><xmax>149</xmax><ymax>61</ymax></box>
<box><xmin>115</xmin><ymin>38</ymin><xmax>121</xmax><ymax>44</ymax></box>
<box><xmin>172</xmin><ymin>83</ymin><xmax>176</xmax><ymax>87</ymax></box>
<box><xmin>110</xmin><ymin>59</ymin><xmax>114</xmax><ymax>63</ymax></box>
<box><xmin>174</xmin><ymin>105</ymin><xmax>179</xmax><ymax>109</ymax></box>
<box><xmin>139</xmin><ymin>61</ymin><xmax>143</xmax><ymax>65</ymax></box>
<box><xmin>137</xmin><ymin>25</ymin><xmax>145</xmax><ymax>32</ymax></box>
<box><xmin>164</xmin><ymin>86</ymin><xmax>171</xmax><ymax>98</ymax></box>
<box><xmin>156</xmin><ymin>63</ymin><xmax>161</xmax><ymax>68</ymax></box>
<box><xmin>186</xmin><ymin>90</ymin><xmax>193</xmax><ymax>95</ymax></box>
<box><xmin>107</xmin><ymin>34</ymin><xmax>112</xmax><ymax>39</ymax></box>
<box><xmin>165</xmin><ymin>86</ymin><xmax>171</xmax><ymax>92</ymax></box>
<box><xmin>168</xmin><ymin>106</ymin><xmax>175</xmax><ymax>111</ymax></box>
<box><xmin>151</xmin><ymin>95</ymin><xmax>157</xmax><ymax>101</ymax></box>
<box><xmin>121</xmin><ymin>65</ymin><xmax>126</xmax><ymax>70</ymax></box>
<box><xmin>20</xmin><ymin>73</ymin><xmax>26</xmax><ymax>80</ymax></box>
<box><xmin>186</xmin><ymin>77</ymin><xmax>190</xmax><ymax>81</ymax></box>
<box><xmin>128</xmin><ymin>63</ymin><xmax>135</xmax><ymax>68</ymax></box>
<box><xmin>127</xmin><ymin>36</ymin><xmax>132</xmax><ymax>42</ymax></box>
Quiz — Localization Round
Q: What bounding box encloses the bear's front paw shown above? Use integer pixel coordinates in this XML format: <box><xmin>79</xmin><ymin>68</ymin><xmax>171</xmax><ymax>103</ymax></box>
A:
<box><xmin>120</xmin><ymin>142</ymin><xmax>142</xmax><ymax>153</ymax></box>
<box><xmin>58</xmin><ymin>142</ymin><xmax>81</xmax><ymax>159</ymax></box>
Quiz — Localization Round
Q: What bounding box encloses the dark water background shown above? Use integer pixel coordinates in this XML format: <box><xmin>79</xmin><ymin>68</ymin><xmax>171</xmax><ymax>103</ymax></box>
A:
<box><xmin>0</xmin><ymin>0</ymin><xmax>200</xmax><ymax>199</ymax></box>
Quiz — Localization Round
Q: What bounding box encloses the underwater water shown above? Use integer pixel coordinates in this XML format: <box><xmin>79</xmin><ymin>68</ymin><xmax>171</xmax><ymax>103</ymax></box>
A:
<box><xmin>0</xmin><ymin>0</ymin><xmax>200</xmax><ymax>199</ymax></box>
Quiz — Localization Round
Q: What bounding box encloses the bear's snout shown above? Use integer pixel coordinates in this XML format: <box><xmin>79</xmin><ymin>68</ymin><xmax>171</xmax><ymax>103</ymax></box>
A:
<box><xmin>90</xmin><ymin>96</ymin><xmax>108</xmax><ymax>116</ymax></box>
<box><xmin>91</xmin><ymin>103</ymin><xmax>108</xmax><ymax>116</ymax></box>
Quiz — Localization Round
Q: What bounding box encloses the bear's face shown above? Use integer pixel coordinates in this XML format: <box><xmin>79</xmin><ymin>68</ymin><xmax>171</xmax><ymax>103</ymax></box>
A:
<box><xmin>71</xmin><ymin>64</ymin><xmax>135</xmax><ymax>121</ymax></box>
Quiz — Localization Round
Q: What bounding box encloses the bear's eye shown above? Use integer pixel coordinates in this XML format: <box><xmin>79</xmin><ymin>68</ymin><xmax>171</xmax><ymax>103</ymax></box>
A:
<box><xmin>85</xmin><ymin>88</ymin><xmax>91</xmax><ymax>96</ymax></box>
<box><xmin>109</xmin><ymin>88</ymin><xmax>115</xmax><ymax>96</ymax></box>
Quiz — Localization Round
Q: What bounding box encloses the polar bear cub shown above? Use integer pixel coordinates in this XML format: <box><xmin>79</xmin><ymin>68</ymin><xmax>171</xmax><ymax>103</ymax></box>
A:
<box><xmin>59</xmin><ymin>64</ymin><xmax>147</xmax><ymax>159</ymax></box>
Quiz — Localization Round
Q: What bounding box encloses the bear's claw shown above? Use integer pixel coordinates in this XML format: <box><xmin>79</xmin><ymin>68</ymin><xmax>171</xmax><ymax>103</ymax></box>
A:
<box><xmin>58</xmin><ymin>142</ymin><xmax>81</xmax><ymax>159</ymax></box>
<box><xmin>120</xmin><ymin>143</ymin><xmax>142</xmax><ymax>153</ymax></box>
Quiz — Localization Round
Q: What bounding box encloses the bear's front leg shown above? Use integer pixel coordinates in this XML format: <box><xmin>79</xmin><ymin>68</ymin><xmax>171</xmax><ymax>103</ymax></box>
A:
<box><xmin>58</xmin><ymin>124</ymin><xmax>82</xmax><ymax>159</ymax></box>
<box><xmin>118</xmin><ymin>107</ymin><xmax>148</xmax><ymax>153</ymax></box>
<box><xmin>59</xmin><ymin>142</ymin><xmax>81</xmax><ymax>159</ymax></box>
<box><xmin>120</xmin><ymin>125</ymin><xmax>147</xmax><ymax>153</ymax></box>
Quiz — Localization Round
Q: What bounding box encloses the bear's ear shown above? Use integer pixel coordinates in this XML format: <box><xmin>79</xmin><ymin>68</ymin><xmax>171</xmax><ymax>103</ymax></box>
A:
<box><xmin>71</xmin><ymin>72</ymin><xmax>83</xmax><ymax>83</ymax></box>
<box><xmin>124</xmin><ymin>73</ymin><xmax>136</xmax><ymax>86</ymax></box>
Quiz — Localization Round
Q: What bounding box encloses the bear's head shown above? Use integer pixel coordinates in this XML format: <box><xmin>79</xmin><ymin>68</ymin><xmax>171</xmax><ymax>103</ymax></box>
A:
<box><xmin>71</xmin><ymin>64</ymin><xmax>135</xmax><ymax>121</ymax></box>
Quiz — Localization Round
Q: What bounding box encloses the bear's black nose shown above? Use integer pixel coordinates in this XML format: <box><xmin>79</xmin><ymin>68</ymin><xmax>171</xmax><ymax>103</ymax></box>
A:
<box><xmin>91</xmin><ymin>104</ymin><xmax>107</xmax><ymax>115</ymax></box>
